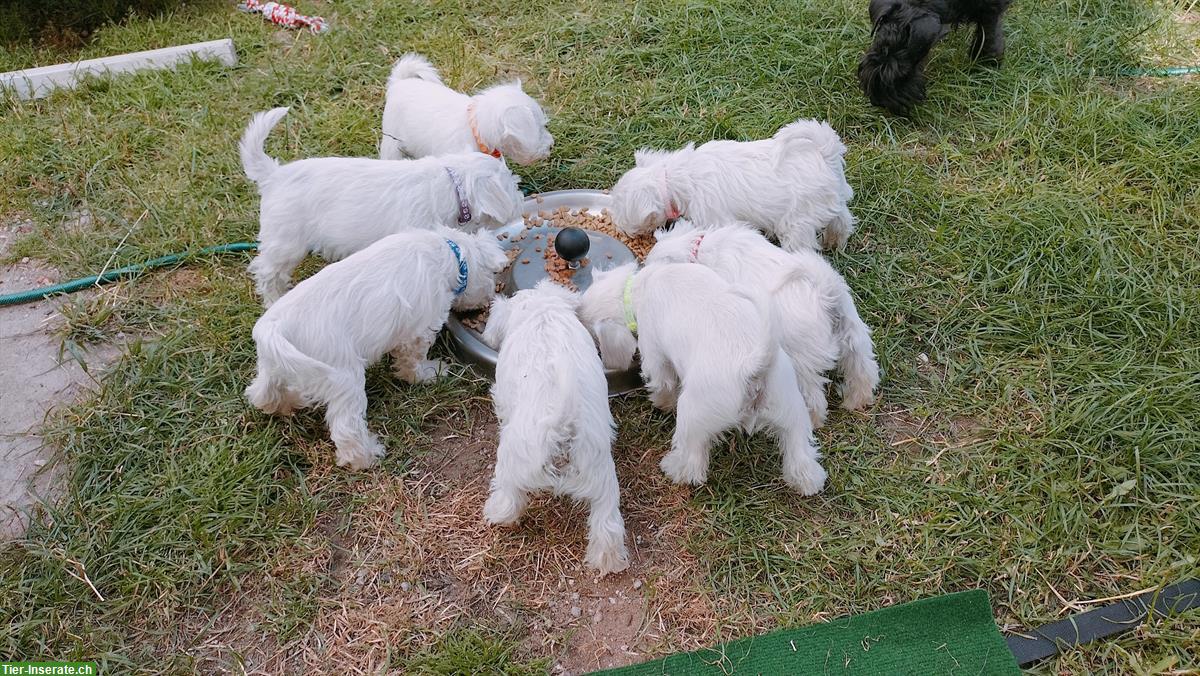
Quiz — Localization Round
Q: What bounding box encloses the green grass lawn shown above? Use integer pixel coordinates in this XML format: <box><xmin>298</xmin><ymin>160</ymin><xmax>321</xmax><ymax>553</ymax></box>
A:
<box><xmin>1</xmin><ymin>0</ymin><xmax>1198</xmax><ymax>673</ymax></box>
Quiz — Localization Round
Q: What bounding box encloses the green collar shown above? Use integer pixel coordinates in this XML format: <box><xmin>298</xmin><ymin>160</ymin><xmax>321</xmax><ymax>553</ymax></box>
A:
<box><xmin>622</xmin><ymin>274</ymin><xmax>637</xmax><ymax>335</ymax></box>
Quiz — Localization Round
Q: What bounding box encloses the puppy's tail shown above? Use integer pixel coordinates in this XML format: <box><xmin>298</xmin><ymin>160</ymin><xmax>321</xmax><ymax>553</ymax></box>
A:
<box><xmin>828</xmin><ymin>278</ymin><xmax>879</xmax><ymax>411</ymax></box>
<box><xmin>774</xmin><ymin>119</ymin><xmax>848</xmax><ymax>173</ymax></box>
<box><xmin>387</xmin><ymin>53</ymin><xmax>442</xmax><ymax>86</ymax></box>
<box><xmin>247</xmin><ymin>318</ymin><xmax>336</xmax><ymax>408</ymax></box>
<box><xmin>239</xmin><ymin>106</ymin><xmax>290</xmax><ymax>186</ymax></box>
<box><xmin>539</xmin><ymin>362</ymin><xmax>578</xmax><ymax>450</ymax></box>
<box><xmin>731</xmin><ymin>283</ymin><xmax>781</xmax><ymax>358</ymax></box>
<box><xmin>775</xmin><ymin>119</ymin><xmax>856</xmax><ymax>249</ymax></box>
<box><xmin>728</xmin><ymin>283</ymin><xmax>778</xmax><ymax>431</ymax></box>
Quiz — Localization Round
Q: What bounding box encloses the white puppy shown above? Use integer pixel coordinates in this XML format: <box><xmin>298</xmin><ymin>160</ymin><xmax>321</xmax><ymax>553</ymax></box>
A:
<box><xmin>239</xmin><ymin>106</ymin><xmax>522</xmax><ymax>306</ymax></box>
<box><xmin>481</xmin><ymin>281</ymin><xmax>629</xmax><ymax>575</ymax></box>
<box><xmin>645</xmin><ymin>221</ymin><xmax>879</xmax><ymax>425</ymax></box>
<box><xmin>245</xmin><ymin>228</ymin><xmax>507</xmax><ymax>470</ymax></box>
<box><xmin>609</xmin><ymin>119</ymin><xmax>855</xmax><ymax>252</ymax></box>
<box><xmin>578</xmin><ymin>262</ymin><xmax>827</xmax><ymax>495</ymax></box>
<box><xmin>379</xmin><ymin>53</ymin><xmax>553</xmax><ymax>166</ymax></box>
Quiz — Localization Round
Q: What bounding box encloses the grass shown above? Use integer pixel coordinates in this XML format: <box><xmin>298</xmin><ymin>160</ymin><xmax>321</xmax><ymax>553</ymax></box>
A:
<box><xmin>1</xmin><ymin>0</ymin><xmax>1198</xmax><ymax>672</ymax></box>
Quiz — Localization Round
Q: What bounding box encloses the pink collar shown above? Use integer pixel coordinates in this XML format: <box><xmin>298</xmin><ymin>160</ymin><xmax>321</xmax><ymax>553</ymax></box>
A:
<box><xmin>658</xmin><ymin>167</ymin><xmax>680</xmax><ymax>220</ymax></box>
<box><xmin>689</xmin><ymin>233</ymin><xmax>705</xmax><ymax>262</ymax></box>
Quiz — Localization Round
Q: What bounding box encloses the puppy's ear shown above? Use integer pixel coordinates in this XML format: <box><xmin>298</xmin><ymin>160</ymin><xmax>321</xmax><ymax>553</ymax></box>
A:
<box><xmin>612</xmin><ymin>179</ymin><xmax>661</xmax><ymax>235</ymax></box>
<box><xmin>632</xmin><ymin>183</ymin><xmax>661</xmax><ymax>232</ymax></box>
<box><xmin>501</xmin><ymin>106</ymin><xmax>539</xmax><ymax>145</ymax></box>
<box><xmin>904</xmin><ymin>11</ymin><xmax>943</xmax><ymax>51</ymax></box>
<box><xmin>593</xmin><ymin>319</ymin><xmax>637</xmax><ymax>370</ymax></box>
<box><xmin>868</xmin><ymin>0</ymin><xmax>902</xmax><ymax>30</ymax></box>
<box><xmin>633</xmin><ymin>149</ymin><xmax>653</xmax><ymax>167</ymax></box>
<box><xmin>471</xmin><ymin>229</ymin><xmax>509</xmax><ymax>271</ymax></box>
<box><xmin>471</xmin><ymin>170</ymin><xmax>522</xmax><ymax>225</ymax></box>
<box><xmin>481</xmin><ymin>295</ymin><xmax>511</xmax><ymax>348</ymax></box>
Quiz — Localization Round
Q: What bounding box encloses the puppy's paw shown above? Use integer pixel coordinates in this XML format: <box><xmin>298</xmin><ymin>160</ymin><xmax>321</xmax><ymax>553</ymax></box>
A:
<box><xmin>784</xmin><ymin>459</ymin><xmax>827</xmax><ymax>496</ymax></box>
<box><xmin>413</xmin><ymin>359</ymin><xmax>449</xmax><ymax>383</ymax></box>
<box><xmin>335</xmin><ymin>439</ymin><xmax>386</xmax><ymax>471</ymax></box>
<box><xmin>660</xmin><ymin>450</ymin><xmax>707</xmax><ymax>485</ymax></box>
<box><xmin>647</xmin><ymin>387</ymin><xmax>678</xmax><ymax>411</ymax></box>
<box><xmin>483</xmin><ymin>490</ymin><xmax>524</xmax><ymax>525</ymax></box>
<box><xmin>586</xmin><ymin>540</ymin><xmax>630</xmax><ymax>576</ymax></box>
<box><xmin>809</xmin><ymin>409</ymin><xmax>828</xmax><ymax>429</ymax></box>
<box><xmin>395</xmin><ymin>358</ymin><xmax>449</xmax><ymax>384</ymax></box>
<box><xmin>805</xmin><ymin>394</ymin><xmax>829</xmax><ymax>429</ymax></box>
<box><xmin>821</xmin><ymin>227</ymin><xmax>848</xmax><ymax>251</ymax></box>
<box><xmin>839</xmin><ymin>387</ymin><xmax>875</xmax><ymax>412</ymax></box>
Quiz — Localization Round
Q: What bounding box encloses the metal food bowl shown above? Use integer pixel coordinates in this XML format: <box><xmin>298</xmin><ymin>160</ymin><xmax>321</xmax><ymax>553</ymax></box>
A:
<box><xmin>446</xmin><ymin>189</ymin><xmax>643</xmax><ymax>395</ymax></box>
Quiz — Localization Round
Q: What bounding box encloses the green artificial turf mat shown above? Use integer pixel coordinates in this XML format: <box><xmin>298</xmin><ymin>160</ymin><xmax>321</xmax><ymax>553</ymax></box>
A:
<box><xmin>595</xmin><ymin>589</ymin><xmax>1019</xmax><ymax>675</ymax></box>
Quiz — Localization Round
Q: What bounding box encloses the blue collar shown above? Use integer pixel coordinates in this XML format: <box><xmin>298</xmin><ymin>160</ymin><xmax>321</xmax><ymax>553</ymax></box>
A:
<box><xmin>446</xmin><ymin>239</ymin><xmax>468</xmax><ymax>295</ymax></box>
<box><xmin>444</xmin><ymin>167</ymin><xmax>472</xmax><ymax>224</ymax></box>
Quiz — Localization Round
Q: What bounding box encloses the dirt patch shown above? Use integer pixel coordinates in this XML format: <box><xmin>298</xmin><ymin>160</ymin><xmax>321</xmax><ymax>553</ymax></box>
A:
<box><xmin>171</xmin><ymin>404</ymin><xmax>717</xmax><ymax>674</ymax></box>
<box><xmin>413</xmin><ymin>408</ymin><xmax>718</xmax><ymax>673</ymax></box>
<box><xmin>0</xmin><ymin>257</ymin><xmax>123</xmax><ymax>540</ymax></box>
<box><xmin>877</xmin><ymin>406</ymin><xmax>984</xmax><ymax>448</ymax></box>
<box><xmin>422</xmin><ymin>412</ymin><xmax>498</xmax><ymax>486</ymax></box>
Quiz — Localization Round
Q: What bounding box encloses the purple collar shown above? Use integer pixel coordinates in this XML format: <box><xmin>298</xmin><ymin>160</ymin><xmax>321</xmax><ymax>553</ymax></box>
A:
<box><xmin>444</xmin><ymin>167</ymin><xmax>472</xmax><ymax>224</ymax></box>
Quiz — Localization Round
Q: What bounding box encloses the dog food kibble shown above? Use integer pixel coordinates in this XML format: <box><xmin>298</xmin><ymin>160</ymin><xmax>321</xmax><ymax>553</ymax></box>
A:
<box><xmin>458</xmin><ymin>208</ymin><xmax>654</xmax><ymax>333</ymax></box>
<box><xmin>542</xmin><ymin>238</ymin><xmax>589</xmax><ymax>292</ymax></box>
<box><xmin>524</xmin><ymin>207</ymin><xmax>655</xmax><ymax>261</ymax></box>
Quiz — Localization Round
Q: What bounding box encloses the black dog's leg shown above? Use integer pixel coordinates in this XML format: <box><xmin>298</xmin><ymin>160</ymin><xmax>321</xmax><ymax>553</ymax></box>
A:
<box><xmin>969</xmin><ymin>14</ymin><xmax>1005</xmax><ymax>64</ymax></box>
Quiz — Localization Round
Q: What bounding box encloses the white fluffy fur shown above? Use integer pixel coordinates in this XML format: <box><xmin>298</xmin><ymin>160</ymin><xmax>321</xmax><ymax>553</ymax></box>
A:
<box><xmin>578</xmin><ymin>262</ymin><xmax>827</xmax><ymax>495</ymax></box>
<box><xmin>645</xmin><ymin>221</ymin><xmax>879</xmax><ymax>425</ymax></box>
<box><xmin>245</xmin><ymin>228</ymin><xmax>508</xmax><ymax>470</ymax></box>
<box><xmin>379</xmin><ymin>53</ymin><xmax>553</xmax><ymax>165</ymax></box>
<box><xmin>481</xmin><ymin>281</ymin><xmax>629</xmax><ymax>575</ymax></box>
<box><xmin>239</xmin><ymin>106</ymin><xmax>523</xmax><ymax>306</ymax></box>
<box><xmin>609</xmin><ymin>119</ymin><xmax>855</xmax><ymax>252</ymax></box>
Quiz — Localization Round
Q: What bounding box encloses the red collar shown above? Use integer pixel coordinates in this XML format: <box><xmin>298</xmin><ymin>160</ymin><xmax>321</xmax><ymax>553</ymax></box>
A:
<box><xmin>467</xmin><ymin>101</ymin><xmax>503</xmax><ymax>159</ymax></box>
<box><xmin>689</xmin><ymin>233</ymin><xmax>705</xmax><ymax>262</ymax></box>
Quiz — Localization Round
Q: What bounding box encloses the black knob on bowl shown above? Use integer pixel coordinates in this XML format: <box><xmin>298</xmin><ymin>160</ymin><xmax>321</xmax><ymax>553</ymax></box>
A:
<box><xmin>554</xmin><ymin>227</ymin><xmax>591</xmax><ymax>262</ymax></box>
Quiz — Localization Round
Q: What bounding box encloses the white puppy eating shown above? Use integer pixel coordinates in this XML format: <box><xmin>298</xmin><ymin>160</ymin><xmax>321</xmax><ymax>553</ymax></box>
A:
<box><xmin>239</xmin><ymin>106</ymin><xmax>522</xmax><ymax>305</ymax></box>
<box><xmin>578</xmin><ymin>262</ymin><xmax>827</xmax><ymax>495</ymax></box>
<box><xmin>645</xmin><ymin>221</ymin><xmax>879</xmax><ymax>425</ymax></box>
<box><xmin>379</xmin><ymin>53</ymin><xmax>553</xmax><ymax>165</ymax></box>
<box><xmin>609</xmin><ymin>119</ymin><xmax>855</xmax><ymax>252</ymax></box>
<box><xmin>481</xmin><ymin>281</ymin><xmax>629</xmax><ymax>574</ymax></box>
<box><xmin>245</xmin><ymin>228</ymin><xmax>507</xmax><ymax>471</ymax></box>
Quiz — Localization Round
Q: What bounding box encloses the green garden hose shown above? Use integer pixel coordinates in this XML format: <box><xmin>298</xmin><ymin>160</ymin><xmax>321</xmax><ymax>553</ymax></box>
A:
<box><xmin>1122</xmin><ymin>65</ymin><xmax>1200</xmax><ymax>77</ymax></box>
<box><xmin>0</xmin><ymin>242</ymin><xmax>258</xmax><ymax>307</ymax></box>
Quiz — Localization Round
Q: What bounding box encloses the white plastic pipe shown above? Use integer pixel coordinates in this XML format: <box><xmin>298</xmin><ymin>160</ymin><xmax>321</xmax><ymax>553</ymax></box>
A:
<box><xmin>1</xmin><ymin>38</ymin><xmax>237</xmax><ymax>100</ymax></box>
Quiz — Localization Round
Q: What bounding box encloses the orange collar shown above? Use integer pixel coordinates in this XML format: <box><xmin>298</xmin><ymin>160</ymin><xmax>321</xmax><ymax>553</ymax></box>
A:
<box><xmin>467</xmin><ymin>101</ymin><xmax>502</xmax><ymax>159</ymax></box>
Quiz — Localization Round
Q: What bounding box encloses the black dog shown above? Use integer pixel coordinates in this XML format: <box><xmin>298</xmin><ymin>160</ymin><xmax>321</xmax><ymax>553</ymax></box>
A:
<box><xmin>858</xmin><ymin>0</ymin><xmax>1012</xmax><ymax>115</ymax></box>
